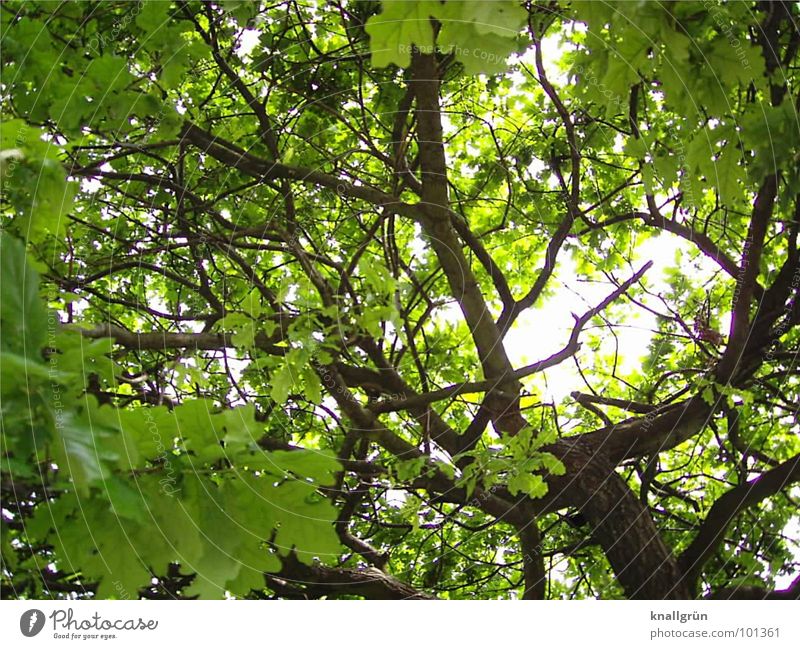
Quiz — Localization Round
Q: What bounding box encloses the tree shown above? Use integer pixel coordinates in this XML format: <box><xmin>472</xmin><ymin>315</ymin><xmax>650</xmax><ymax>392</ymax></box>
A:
<box><xmin>1</xmin><ymin>0</ymin><xmax>799</xmax><ymax>601</ymax></box>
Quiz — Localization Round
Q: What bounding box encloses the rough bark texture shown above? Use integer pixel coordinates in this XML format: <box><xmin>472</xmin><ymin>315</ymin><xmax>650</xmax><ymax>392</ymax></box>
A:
<box><xmin>554</xmin><ymin>442</ymin><xmax>690</xmax><ymax>599</ymax></box>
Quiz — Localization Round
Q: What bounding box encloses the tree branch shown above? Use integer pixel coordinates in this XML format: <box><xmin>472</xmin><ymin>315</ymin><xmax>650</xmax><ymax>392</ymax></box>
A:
<box><xmin>518</xmin><ymin>522</ymin><xmax>546</xmax><ymax>599</ymax></box>
<box><xmin>268</xmin><ymin>555</ymin><xmax>435</xmax><ymax>599</ymax></box>
<box><xmin>409</xmin><ymin>51</ymin><xmax>524</xmax><ymax>433</ymax></box>
<box><xmin>78</xmin><ymin>322</ymin><xmax>290</xmax><ymax>355</ymax></box>
<box><xmin>179</xmin><ymin>122</ymin><xmax>421</xmax><ymax>221</ymax></box>
<box><xmin>638</xmin><ymin>207</ymin><xmax>764</xmax><ymax>298</ymax></box>
<box><xmin>708</xmin><ymin>573</ymin><xmax>800</xmax><ymax>600</ymax></box>
<box><xmin>544</xmin><ymin>441</ymin><xmax>689</xmax><ymax>598</ymax></box>
<box><xmin>716</xmin><ymin>175</ymin><xmax>778</xmax><ymax>383</ymax></box>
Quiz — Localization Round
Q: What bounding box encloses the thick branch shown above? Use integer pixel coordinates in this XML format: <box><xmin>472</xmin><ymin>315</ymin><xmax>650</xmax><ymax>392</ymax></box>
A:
<box><xmin>546</xmin><ymin>441</ymin><xmax>689</xmax><ymax>598</ymax></box>
<box><xmin>450</xmin><ymin>215</ymin><xmax>515</xmax><ymax>308</ymax></box>
<box><xmin>576</xmin><ymin>396</ymin><xmax>714</xmax><ymax>464</ymax></box>
<box><xmin>570</xmin><ymin>391</ymin><xmax>657</xmax><ymax>415</ymax></box>
<box><xmin>638</xmin><ymin>208</ymin><xmax>764</xmax><ymax>298</ymax></box>
<box><xmin>179</xmin><ymin>122</ymin><xmax>421</xmax><ymax>221</ymax></box>
<box><xmin>78</xmin><ymin>322</ymin><xmax>290</xmax><ymax>355</ymax></box>
<box><xmin>319</xmin><ymin>363</ymin><xmax>528</xmax><ymax>525</ymax></box>
<box><xmin>716</xmin><ymin>175</ymin><xmax>778</xmax><ymax>383</ymax></box>
<box><xmin>409</xmin><ymin>54</ymin><xmax>515</xmax><ymax>380</ymax></box>
<box><xmin>518</xmin><ymin>523</ymin><xmax>546</xmax><ymax>599</ymax></box>
<box><xmin>409</xmin><ymin>51</ymin><xmax>523</xmax><ymax>433</ymax></box>
<box><xmin>269</xmin><ymin>556</ymin><xmax>434</xmax><ymax>600</ymax></box>
<box><xmin>708</xmin><ymin>573</ymin><xmax>800</xmax><ymax>600</ymax></box>
<box><xmin>493</xmin><ymin>24</ymin><xmax>583</xmax><ymax>337</ymax></box>
<box><xmin>498</xmin><ymin>210</ymin><xmax>574</xmax><ymax>336</ymax></box>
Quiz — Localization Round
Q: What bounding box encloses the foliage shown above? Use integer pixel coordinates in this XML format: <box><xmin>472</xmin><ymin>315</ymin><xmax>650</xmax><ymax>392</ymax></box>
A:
<box><xmin>1</xmin><ymin>0</ymin><xmax>799</xmax><ymax>600</ymax></box>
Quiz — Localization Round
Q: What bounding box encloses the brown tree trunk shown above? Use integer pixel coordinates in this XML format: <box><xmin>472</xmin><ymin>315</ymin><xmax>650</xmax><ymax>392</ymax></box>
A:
<box><xmin>558</xmin><ymin>442</ymin><xmax>690</xmax><ymax>599</ymax></box>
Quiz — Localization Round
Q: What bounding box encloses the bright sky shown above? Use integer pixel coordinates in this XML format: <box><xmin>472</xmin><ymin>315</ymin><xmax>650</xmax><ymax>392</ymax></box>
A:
<box><xmin>504</xmin><ymin>234</ymin><xmax>685</xmax><ymax>401</ymax></box>
<box><xmin>426</xmin><ymin>223</ymin><xmax>701</xmax><ymax>407</ymax></box>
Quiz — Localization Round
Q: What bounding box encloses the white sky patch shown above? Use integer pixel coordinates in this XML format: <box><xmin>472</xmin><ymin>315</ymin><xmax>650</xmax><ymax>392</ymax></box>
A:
<box><xmin>527</xmin><ymin>157</ymin><xmax>546</xmax><ymax>177</ymax></box>
<box><xmin>385</xmin><ymin>488</ymin><xmax>407</xmax><ymax>508</ymax></box>
<box><xmin>80</xmin><ymin>177</ymin><xmax>103</xmax><ymax>194</ymax></box>
<box><xmin>236</xmin><ymin>29</ymin><xmax>262</xmax><ymax>61</ymax></box>
<box><xmin>78</xmin><ymin>162</ymin><xmax>115</xmax><ymax>194</ymax></box>
<box><xmin>408</xmin><ymin>224</ymin><xmax>429</xmax><ymax>271</ymax></box>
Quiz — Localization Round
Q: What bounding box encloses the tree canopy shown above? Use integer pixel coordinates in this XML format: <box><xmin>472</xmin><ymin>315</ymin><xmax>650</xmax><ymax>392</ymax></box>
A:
<box><xmin>1</xmin><ymin>0</ymin><xmax>799</xmax><ymax>600</ymax></box>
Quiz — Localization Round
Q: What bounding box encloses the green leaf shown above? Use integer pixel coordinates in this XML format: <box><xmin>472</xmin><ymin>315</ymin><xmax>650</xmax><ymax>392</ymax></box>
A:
<box><xmin>51</xmin><ymin>406</ymin><xmax>118</xmax><ymax>495</ymax></box>
<box><xmin>539</xmin><ymin>454</ymin><xmax>566</xmax><ymax>476</ymax></box>
<box><xmin>135</xmin><ymin>0</ymin><xmax>172</xmax><ymax>34</ymax></box>
<box><xmin>220</xmin><ymin>312</ymin><xmax>258</xmax><ymax>349</ymax></box>
<box><xmin>172</xmin><ymin>399</ymin><xmax>226</xmax><ymax>461</ymax></box>
<box><xmin>270</xmin><ymin>480</ymin><xmax>343</xmax><ymax>563</ymax></box>
<box><xmin>114</xmin><ymin>405</ymin><xmax>179</xmax><ymax>466</ymax></box>
<box><xmin>437</xmin><ymin>1</ymin><xmax>527</xmax><ymax>74</ymax></box>
<box><xmin>0</xmin><ymin>121</ymin><xmax>74</xmax><ymax>236</ymax></box>
<box><xmin>365</xmin><ymin>0</ymin><xmax>437</xmax><ymax>68</ymax></box>
<box><xmin>262</xmin><ymin>449</ymin><xmax>342</xmax><ymax>485</ymax></box>
<box><xmin>0</xmin><ymin>233</ymin><xmax>48</xmax><ymax>358</ymax></box>
<box><xmin>215</xmin><ymin>403</ymin><xmax>261</xmax><ymax>452</ymax></box>
<box><xmin>394</xmin><ymin>456</ymin><xmax>428</xmax><ymax>481</ymax></box>
<box><xmin>457</xmin><ymin>1</ymin><xmax>527</xmax><ymax>37</ymax></box>
<box><xmin>438</xmin><ymin>22</ymin><xmax>521</xmax><ymax>75</ymax></box>
<box><xmin>270</xmin><ymin>362</ymin><xmax>297</xmax><ymax>405</ymax></box>
<box><xmin>508</xmin><ymin>471</ymin><xmax>548</xmax><ymax>499</ymax></box>
<box><xmin>302</xmin><ymin>364</ymin><xmax>322</xmax><ymax>404</ymax></box>
<box><xmin>104</xmin><ymin>476</ymin><xmax>147</xmax><ymax>523</ymax></box>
